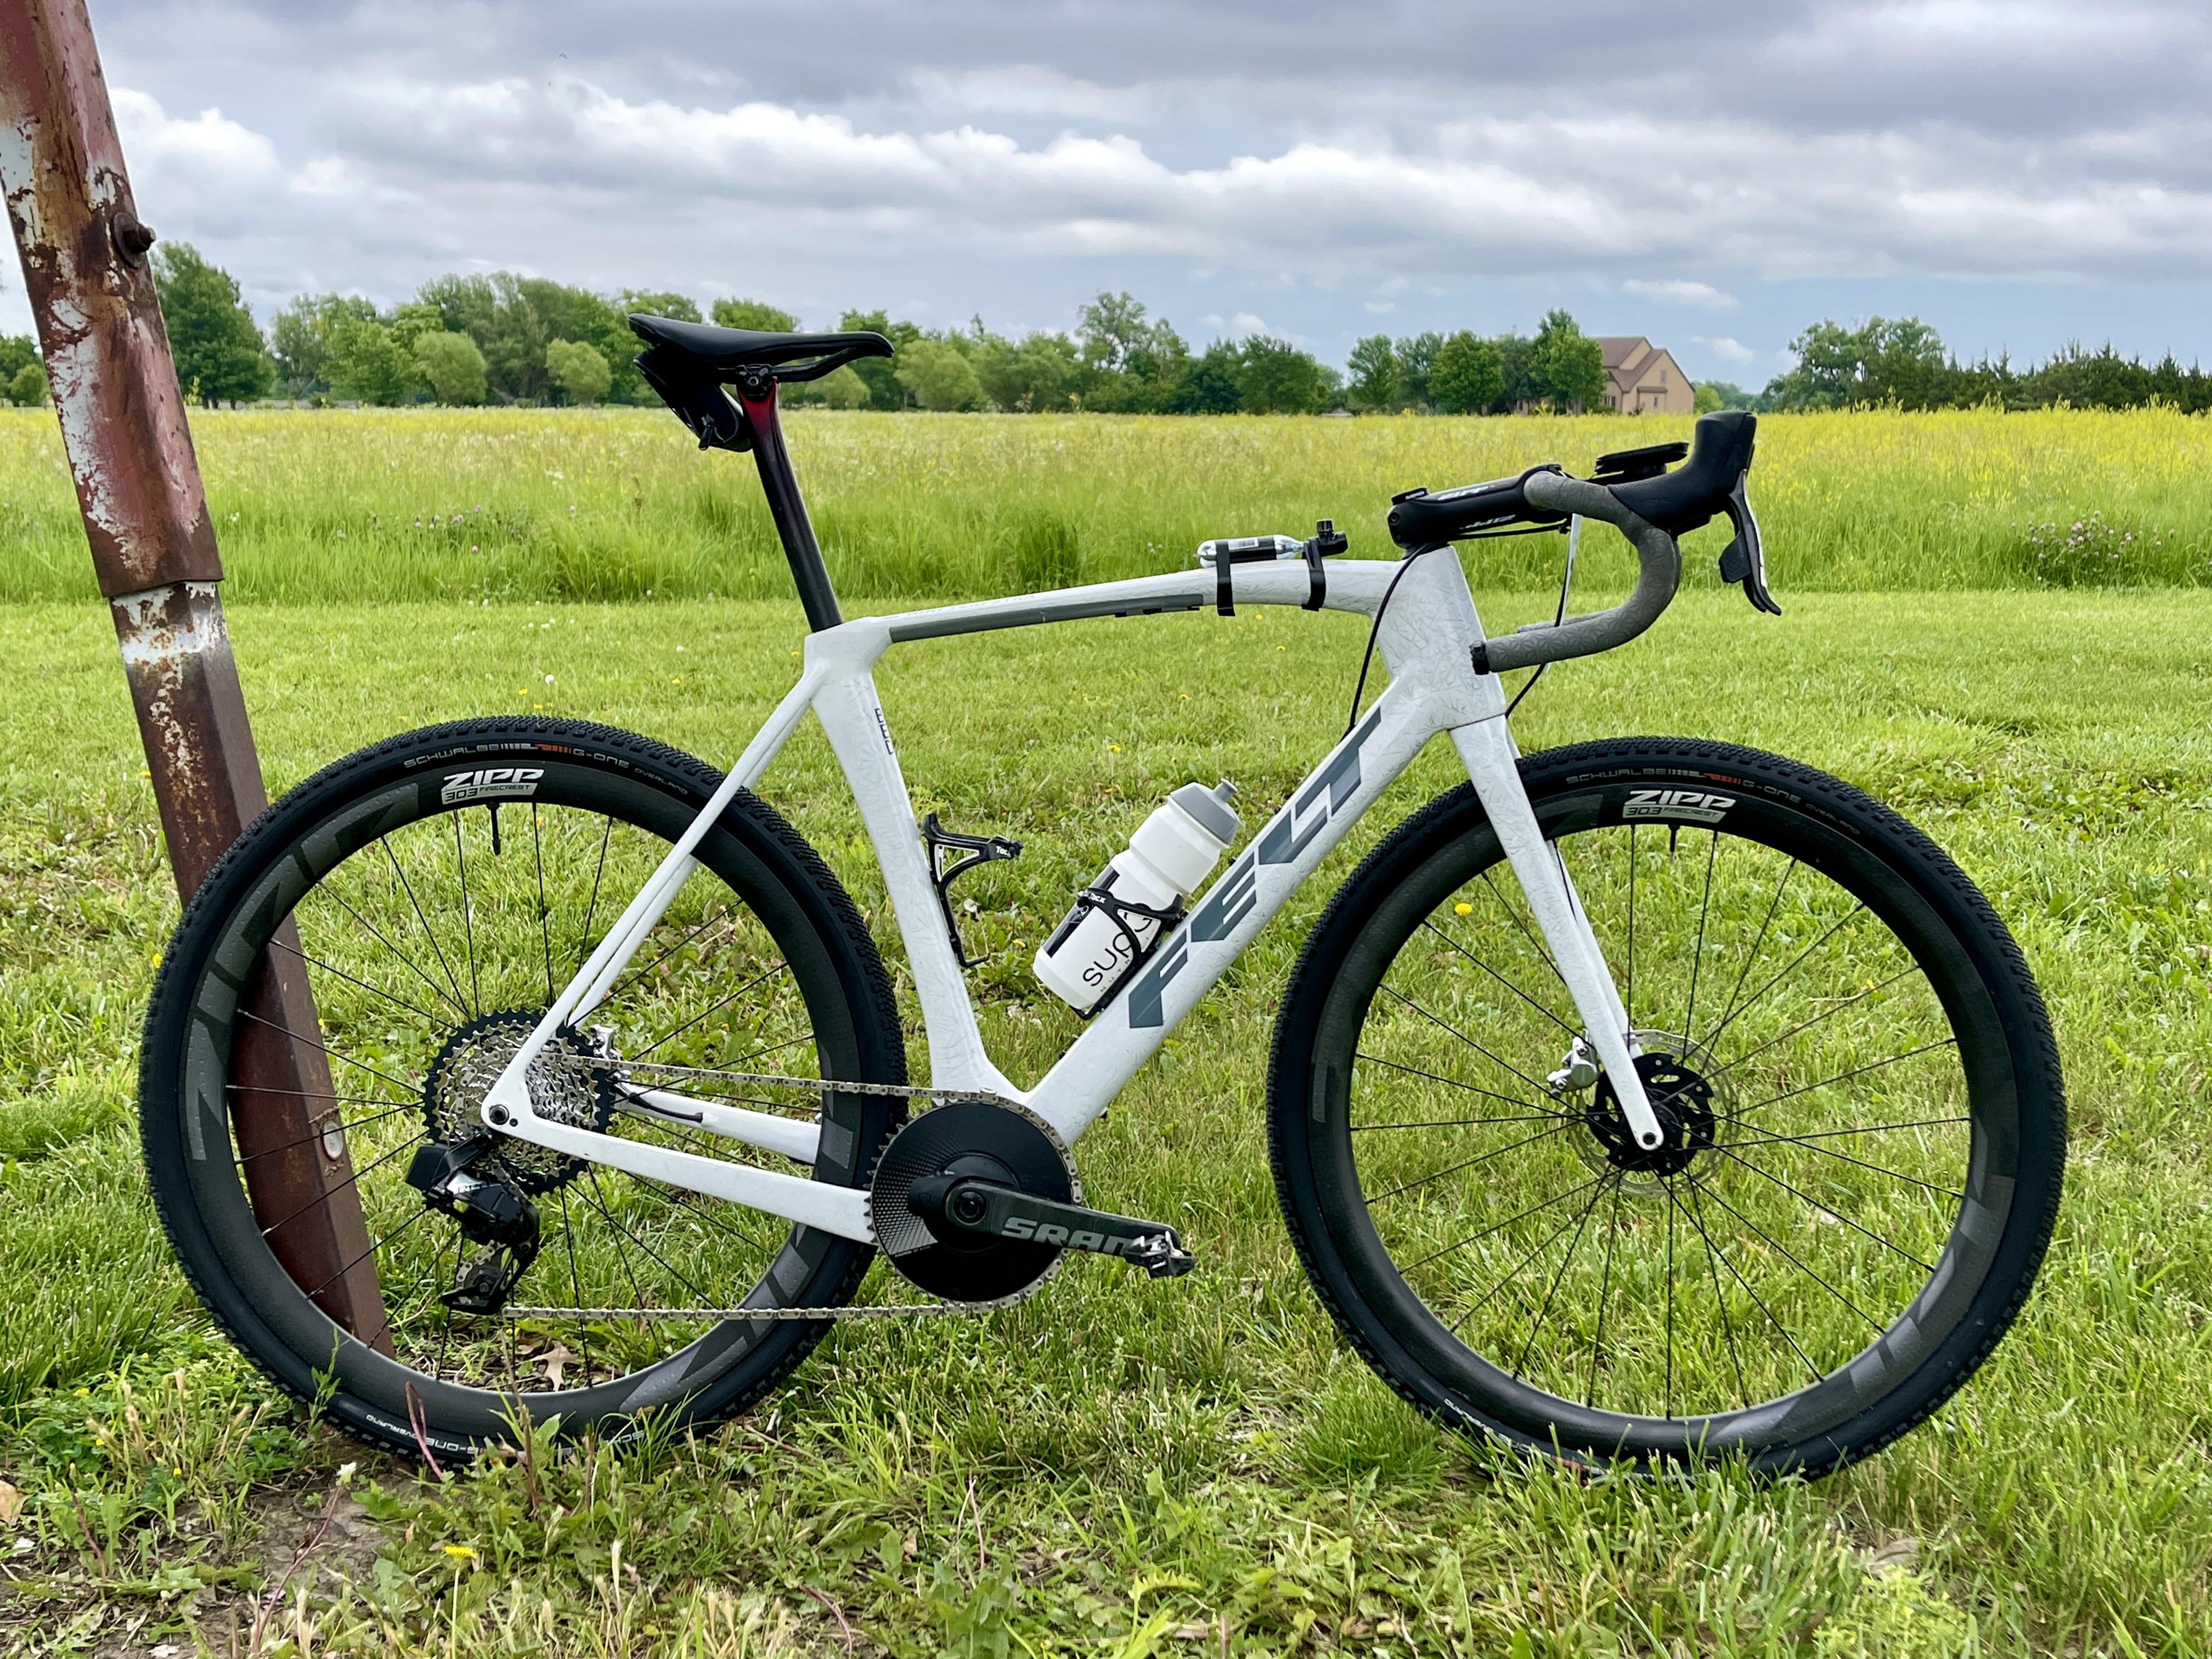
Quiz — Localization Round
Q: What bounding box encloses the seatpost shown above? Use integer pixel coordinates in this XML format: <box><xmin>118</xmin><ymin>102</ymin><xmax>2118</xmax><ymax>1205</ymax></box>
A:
<box><xmin>733</xmin><ymin>375</ymin><xmax>843</xmax><ymax>631</ymax></box>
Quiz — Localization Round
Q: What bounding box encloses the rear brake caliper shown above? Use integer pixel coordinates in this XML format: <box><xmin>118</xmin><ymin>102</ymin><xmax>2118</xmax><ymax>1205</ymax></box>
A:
<box><xmin>405</xmin><ymin>1137</ymin><xmax>541</xmax><ymax>1316</ymax></box>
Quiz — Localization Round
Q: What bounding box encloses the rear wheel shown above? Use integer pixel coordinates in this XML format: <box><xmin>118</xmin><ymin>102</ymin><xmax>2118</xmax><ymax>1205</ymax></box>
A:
<box><xmin>139</xmin><ymin>719</ymin><xmax>906</xmax><ymax>1461</ymax></box>
<box><xmin>1268</xmin><ymin>738</ymin><xmax>2064</xmax><ymax>1476</ymax></box>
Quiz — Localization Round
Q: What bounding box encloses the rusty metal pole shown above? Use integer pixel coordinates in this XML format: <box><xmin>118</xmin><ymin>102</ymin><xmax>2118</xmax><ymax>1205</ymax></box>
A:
<box><xmin>0</xmin><ymin>0</ymin><xmax>387</xmax><ymax>1344</ymax></box>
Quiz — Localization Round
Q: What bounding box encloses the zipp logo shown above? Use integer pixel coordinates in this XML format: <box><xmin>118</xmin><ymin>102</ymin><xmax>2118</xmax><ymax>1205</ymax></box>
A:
<box><xmin>441</xmin><ymin>767</ymin><xmax>545</xmax><ymax>805</ymax></box>
<box><xmin>1624</xmin><ymin>787</ymin><xmax>1735</xmax><ymax>825</ymax></box>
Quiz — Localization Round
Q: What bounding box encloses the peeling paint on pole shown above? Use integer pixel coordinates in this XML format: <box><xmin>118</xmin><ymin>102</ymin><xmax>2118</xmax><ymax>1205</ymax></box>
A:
<box><xmin>0</xmin><ymin>0</ymin><xmax>388</xmax><ymax>1346</ymax></box>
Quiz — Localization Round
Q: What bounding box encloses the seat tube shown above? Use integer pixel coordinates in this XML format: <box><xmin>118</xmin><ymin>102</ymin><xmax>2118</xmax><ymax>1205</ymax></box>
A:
<box><xmin>733</xmin><ymin>376</ymin><xmax>843</xmax><ymax>631</ymax></box>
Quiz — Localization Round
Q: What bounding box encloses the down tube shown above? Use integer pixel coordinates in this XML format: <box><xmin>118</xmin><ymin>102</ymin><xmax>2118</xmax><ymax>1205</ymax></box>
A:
<box><xmin>1025</xmin><ymin>682</ymin><xmax>1442</xmax><ymax>1145</ymax></box>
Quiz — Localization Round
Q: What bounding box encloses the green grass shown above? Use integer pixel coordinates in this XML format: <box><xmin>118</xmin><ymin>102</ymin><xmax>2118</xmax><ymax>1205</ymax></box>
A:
<box><xmin>3</xmin><ymin>585</ymin><xmax>2211</xmax><ymax>1655</ymax></box>
<box><xmin>0</xmin><ymin>405</ymin><xmax>2207</xmax><ymax>606</ymax></box>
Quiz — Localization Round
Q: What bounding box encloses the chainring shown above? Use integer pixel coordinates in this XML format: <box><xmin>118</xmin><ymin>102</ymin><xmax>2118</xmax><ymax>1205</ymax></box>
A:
<box><xmin>870</xmin><ymin>1099</ymin><xmax>1079</xmax><ymax>1302</ymax></box>
<box><xmin>421</xmin><ymin>1009</ymin><xmax>616</xmax><ymax>1195</ymax></box>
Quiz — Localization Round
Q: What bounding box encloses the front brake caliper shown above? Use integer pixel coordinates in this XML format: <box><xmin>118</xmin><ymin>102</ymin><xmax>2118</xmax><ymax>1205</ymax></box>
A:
<box><xmin>1547</xmin><ymin>1035</ymin><xmax>1600</xmax><ymax>1096</ymax></box>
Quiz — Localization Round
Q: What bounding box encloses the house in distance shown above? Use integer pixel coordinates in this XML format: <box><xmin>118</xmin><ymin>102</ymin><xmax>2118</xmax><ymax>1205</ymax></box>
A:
<box><xmin>1598</xmin><ymin>336</ymin><xmax>1694</xmax><ymax>414</ymax></box>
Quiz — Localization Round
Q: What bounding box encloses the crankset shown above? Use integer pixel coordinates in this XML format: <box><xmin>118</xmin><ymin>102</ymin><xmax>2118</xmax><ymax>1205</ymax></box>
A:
<box><xmin>869</xmin><ymin>1099</ymin><xmax>1194</xmax><ymax>1301</ymax></box>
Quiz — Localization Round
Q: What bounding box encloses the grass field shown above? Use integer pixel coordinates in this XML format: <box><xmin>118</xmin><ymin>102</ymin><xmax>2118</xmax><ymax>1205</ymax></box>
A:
<box><xmin>0</xmin><ymin>405</ymin><xmax>2208</xmax><ymax>606</ymax></box>
<box><xmin>2</xmin><ymin>569</ymin><xmax>2210</xmax><ymax>1655</ymax></box>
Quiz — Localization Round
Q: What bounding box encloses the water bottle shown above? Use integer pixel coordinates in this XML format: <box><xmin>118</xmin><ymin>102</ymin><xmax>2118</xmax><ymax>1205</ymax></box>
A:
<box><xmin>1034</xmin><ymin>781</ymin><xmax>1240</xmax><ymax>1013</ymax></box>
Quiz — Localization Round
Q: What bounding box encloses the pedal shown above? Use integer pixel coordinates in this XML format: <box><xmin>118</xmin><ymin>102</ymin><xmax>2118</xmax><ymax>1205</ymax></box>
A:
<box><xmin>907</xmin><ymin>1175</ymin><xmax>1194</xmax><ymax>1278</ymax></box>
<box><xmin>406</xmin><ymin>1137</ymin><xmax>543</xmax><ymax>1314</ymax></box>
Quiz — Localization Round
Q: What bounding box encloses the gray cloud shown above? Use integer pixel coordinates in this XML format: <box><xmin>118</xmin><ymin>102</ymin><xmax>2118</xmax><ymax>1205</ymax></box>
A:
<box><xmin>12</xmin><ymin>0</ymin><xmax>2208</xmax><ymax>373</ymax></box>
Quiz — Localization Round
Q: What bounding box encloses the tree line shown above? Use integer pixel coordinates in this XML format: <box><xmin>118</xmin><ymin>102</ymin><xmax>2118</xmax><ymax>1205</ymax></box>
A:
<box><xmin>0</xmin><ymin>240</ymin><xmax>2201</xmax><ymax>416</ymax></box>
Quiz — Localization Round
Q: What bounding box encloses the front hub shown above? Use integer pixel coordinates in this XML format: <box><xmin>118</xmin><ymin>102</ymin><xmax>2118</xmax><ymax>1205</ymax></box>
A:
<box><xmin>1577</xmin><ymin>1042</ymin><xmax>1722</xmax><ymax>1195</ymax></box>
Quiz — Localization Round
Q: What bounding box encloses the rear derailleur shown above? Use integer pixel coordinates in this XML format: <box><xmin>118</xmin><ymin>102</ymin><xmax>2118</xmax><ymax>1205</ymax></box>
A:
<box><xmin>405</xmin><ymin>1136</ymin><xmax>541</xmax><ymax>1316</ymax></box>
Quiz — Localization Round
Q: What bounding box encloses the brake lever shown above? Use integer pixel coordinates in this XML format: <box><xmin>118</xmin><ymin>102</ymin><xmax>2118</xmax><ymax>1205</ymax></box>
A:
<box><xmin>1717</xmin><ymin>469</ymin><xmax>1780</xmax><ymax>615</ymax></box>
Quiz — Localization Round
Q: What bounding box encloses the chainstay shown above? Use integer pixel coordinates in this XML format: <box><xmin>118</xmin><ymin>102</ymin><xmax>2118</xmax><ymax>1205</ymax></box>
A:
<box><xmin>503</xmin><ymin>1058</ymin><xmax>1039</xmax><ymax>1319</ymax></box>
<box><xmin>571</xmin><ymin>1051</ymin><xmax>1020</xmax><ymax>1111</ymax></box>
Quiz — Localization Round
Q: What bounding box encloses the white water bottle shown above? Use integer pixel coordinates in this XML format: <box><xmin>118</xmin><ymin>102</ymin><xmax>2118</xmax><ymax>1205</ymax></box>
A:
<box><xmin>1034</xmin><ymin>781</ymin><xmax>1240</xmax><ymax>1013</ymax></box>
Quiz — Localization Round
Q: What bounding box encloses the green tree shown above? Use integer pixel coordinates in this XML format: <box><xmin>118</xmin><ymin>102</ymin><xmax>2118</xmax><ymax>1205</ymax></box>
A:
<box><xmin>1529</xmin><ymin>309</ymin><xmax>1604</xmax><ymax>411</ymax></box>
<box><xmin>894</xmin><ymin>338</ymin><xmax>984</xmax><ymax>411</ymax></box>
<box><xmin>973</xmin><ymin>331</ymin><xmax>1081</xmax><ymax>411</ymax></box>
<box><xmin>152</xmin><ymin>243</ymin><xmax>271</xmax><ymax>404</ymax></box>
<box><xmin>545</xmin><ymin>338</ymin><xmax>612</xmax><ymax>405</ymax></box>
<box><xmin>325</xmin><ymin>316</ymin><xmax>419</xmax><ymax>405</ymax></box>
<box><xmin>414</xmin><ymin>331</ymin><xmax>488</xmax><ymax>405</ymax></box>
<box><xmin>1173</xmin><ymin>342</ymin><xmax>1243</xmax><ymax>413</ymax></box>
<box><xmin>838</xmin><ymin>309</ymin><xmax>924</xmax><ymax>408</ymax></box>
<box><xmin>1394</xmin><ymin>332</ymin><xmax>1442</xmax><ymax>408</ymax></box>
<box><xmin>1495</xmin><ymin>333</ymin><xmax>1536</xmax><ymax>411</ymax></box>
<box><xmin>783</xmin><ymin>364</ymin><xmax>871</xmax><ymax>409</ymax></box>
<box><xmin>1430</xmin><ymin>330</ymin><xmax>1504</xmax><ymax>414</ymax></box>
<box><xmin>1345</xmin><ymin>335</ymin><xmax>1400</xmax><ymax>411</ymax></box>
<box><xmin>271</xmin><ymin>294</ymin><xmax>377</xmax><ymax>395</ymax></box>
<box><xmin>1233</xmin><ymin>336</ymin><xmax>1336</xmax><ymax>414</ymax></box>
<box><xmin>622</xmin><ymin>290</ymin><xmax>703</xmax><ymax>324</ymax></box>
<box><xmin>710</xmin><ymin>297</ymin><xmax>797</xmax><ymax>331</ymax></box>
<box><xmin>0</xmin><ymin>335</ymin><xmax>41</xmax><ymax>404</ymax></box>
<box><xmin>9</xmin><ymin>362</ymin><xmax>47</xmax><ymax>407</ymax></box>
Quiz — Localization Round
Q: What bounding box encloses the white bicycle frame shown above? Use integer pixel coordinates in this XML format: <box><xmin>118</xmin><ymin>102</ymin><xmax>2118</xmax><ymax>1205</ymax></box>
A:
<box><xmin>479</xmin><ymin>540</ymin><xmax>1662</xmax><ymax>1244</ymax></box>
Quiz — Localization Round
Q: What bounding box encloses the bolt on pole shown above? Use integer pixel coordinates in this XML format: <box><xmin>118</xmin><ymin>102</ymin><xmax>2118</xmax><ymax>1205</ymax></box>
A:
<box><xmin>0</xmin><ymin>0</ymin><xmax>388</xmax><ymax>1346</ymax></box>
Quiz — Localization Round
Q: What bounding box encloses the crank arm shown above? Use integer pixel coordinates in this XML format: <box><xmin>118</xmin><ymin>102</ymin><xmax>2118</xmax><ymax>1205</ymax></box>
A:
<box><xmin>909</xmin><ymin>1175</ymin><xmax>1195</xmax><ymax>1278</ymax></box>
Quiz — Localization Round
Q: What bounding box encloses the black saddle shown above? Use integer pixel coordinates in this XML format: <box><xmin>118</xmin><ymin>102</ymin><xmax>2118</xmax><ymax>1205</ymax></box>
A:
<box><xmin>628</xmin><ymin>313</ymin><xmax>893</xmax><ymax>452</ymax></box>
<box><xmin>627</xmin><ymin>314</ymin><xmax>891</xmax><ymax>381</ymax></box>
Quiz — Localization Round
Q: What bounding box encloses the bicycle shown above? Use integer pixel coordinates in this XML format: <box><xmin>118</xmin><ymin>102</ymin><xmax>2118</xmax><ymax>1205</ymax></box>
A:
<box><xmin>138</xmin><ymin>315</ymin><xmax>2065</xmax><ymax>1477</ymax></box>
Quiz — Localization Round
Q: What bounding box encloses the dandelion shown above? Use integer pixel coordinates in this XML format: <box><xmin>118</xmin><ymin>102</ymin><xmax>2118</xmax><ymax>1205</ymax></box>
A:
<box><xmin>442</xmin><ymin>1544</ymin><xmax>477</xmax><ymax>1561</ymax></box>
<box><xmin>1454</xmin><ymin>902</ymin><xmax>1474</xmax><ymax>915</ymax></box>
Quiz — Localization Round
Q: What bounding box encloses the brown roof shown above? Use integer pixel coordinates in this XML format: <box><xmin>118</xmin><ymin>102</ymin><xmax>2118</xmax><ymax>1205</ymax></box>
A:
<box><xmin>1597</xmin><ymin>335</ymin><xmax>1652</xmax><ymax>371</ymax></box>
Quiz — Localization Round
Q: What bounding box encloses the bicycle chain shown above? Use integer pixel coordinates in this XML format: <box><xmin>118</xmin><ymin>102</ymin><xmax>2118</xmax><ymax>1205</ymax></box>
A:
<box><xmin>500</xmin><ymin>1052</ymin><xmax>1041</xmax><ymax>1323</ymax></box>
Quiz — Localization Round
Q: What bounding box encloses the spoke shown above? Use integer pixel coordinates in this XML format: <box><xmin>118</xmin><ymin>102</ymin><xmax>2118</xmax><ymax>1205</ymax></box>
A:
<box><xmin>1722</xmin><ymin>1128</ymin><xmax>1966</xmax><ymax>1199</ymax></box>
<box><xmin>630</xmin><ymin>960</ymin><xmax>790</xmax><ymax>1061</ymax></box>
<box><xmin>1722</xmin><ymin>1038</ymin><xmax>1958</xmax><ymax>1124</ymax></box>
<box><xmin>309</xmin><ymin>1204</ymin><xmax>433</xmax><ymax>1328</ymax></box>
<box><xmin>608</xmin><ymin>908</ymin><xmax>742</xmax><ymax>1005</ymax></box>
<box><xmin>1479</xmin><ymin>868</ymin><xmax>1572</xmax><ymax>997</ymax></box>
<box><xmin>1365</xmin><ymin>1121</ymin><xmax>1575</xmax><ymax>1208</ymax></box>
<box><xmin>1440</xmin><ymin>1172</ymin><xmax>1612</xmax><ymax>1331</ymax></box>
<box><xmin>381</xmin><ymin>835</ymin><xmax>470</xmax><ymax>1018</ymax></box>
<box><xmin>729</xmin><ymin>1030</ymin><xmax>815</xmax><ymax>1069</ymax></box>
<box><xmin>534</xmin><ymin>806</ymin><xmax>555</xmax><ymax>1006</ymax></box>
<box><xmin>227</xmin><ymin>1084</ymin><xmax>404</xmax><ymax>1107</ymax></box>
<box><xmin>1376</xmin><ymin>984</ymin><xmax>1549</xmax><ymax>1094</ymax></box>
<box><xmin>1587</xmin><ymin>1177</ymin><xmax>1624</xmax><ymax>1407</ymax></box>
<box><xmin>267</xmin><ymin>935</ymin><xmax>447</xmax><ymax>1028</ymax></box>
<box><xmin>1355</xmin><ymin>1052</ymin><xmax>1563</xmax><ymax>1115</ymax></box>
<box><xmin>1681</xmin><ymin>829</ymin><xmax>1719</xmax><ymax>1046</ymax></box>
<box><xmin>1410</xmin><ymin>1170</ymin><xmax>1609</xmax><ymax>1276</ymax></box>
<box><xmin>1699</xmin><ymin>903</ymin><xmax>1867</xmax><ymax>1051</ymax></box>
<box><xmin>1724</xmin><ymin>1115</ymin><xmax>1971</xmax><ymax>1149</ymax></box>
<box><xmin>234</xmin><ymin>1008</ymin><xmax>419</xmax><ymax>1097</ymax></box>
<box><xmin>1418</xmin><ymin>919</ymin><xmax>1577</xmax><ymax>1037</ymax></box>
<box><xmin>1712</xmin><ymin>1148</ymin><xmax>1936</xmax><ymax>1272</ymax></box>
<box><xmin>1692</xmin><ymin>1177</ymin><xmax>1886</xmax><ymax>1335</ymax></box>
<box><xmin>1673</xmin><ymin>1180</ymin><xmax>1750</xmax><ymax>1409</ymax></box>
<box><xmin>1709</xmin><ymin>964</ymin><xmax>1923</xmax><ymax>1082</ymax></box>
<box><xmin>319</xmin><ymin>878</ymin><xmax>471</xmax><ymax>1022</ymax></box>
<box><xmin>556</xmin><ymin>1186</ymin><xmax>597</xmax><ymax>1386</ymax></box>
<box><xmin>1681</xmin><ymin>1175</ymin><xmax>1823</xmax><ymax>1387</ymax></box>
<box><xmin>452</xmin><ymin>812</ymin><xmax>482</xmax><ymax>1014</ymax></box>
<box><xmin>574</xmin><ymin>816</ymin><xmax>614</xmax><ymax>979</ymax></box>
<box><xmin>257</xmin><ymin>1132</ymin><xmax>425</xmax><ymax>1243</ymax></box>
<box><xmin>1713</xmin><ymin>857</ymin><xmax>1797</xmax><ymax>1041</ymax></box>
<box><xmin>1352</xmin><ymin>1110</ymin><xmax>1572</xmax><ymax>1132</ymax></box>
<box><xmin>235</xmin><ymin>1102</ymin><xmax>425</xmax><ymax>1167</ymax></box>
<box><xmin>580</xmin><ymin>1169</ymin><xmax>718</xmax><ymax>1311</ymax></box>
<box><xmin>1512</xmin><ymin>1174</ymin><xmax>1612</xmax><ymax>1378</ymax></box>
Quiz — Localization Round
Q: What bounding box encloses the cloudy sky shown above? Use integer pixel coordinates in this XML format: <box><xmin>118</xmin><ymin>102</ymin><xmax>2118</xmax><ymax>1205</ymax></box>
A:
<box><xmin>20</xmin><ymin>0</ymin><xmax>2212</xmax><ymax>384</ymax></box>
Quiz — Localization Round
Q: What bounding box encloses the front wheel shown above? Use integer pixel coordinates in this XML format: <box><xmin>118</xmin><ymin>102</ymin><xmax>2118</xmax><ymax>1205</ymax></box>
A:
<box><xmin>1268</xmin><ymin>738</ymin><xmax>2063</xmax><ymax>1476</ymax></box>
